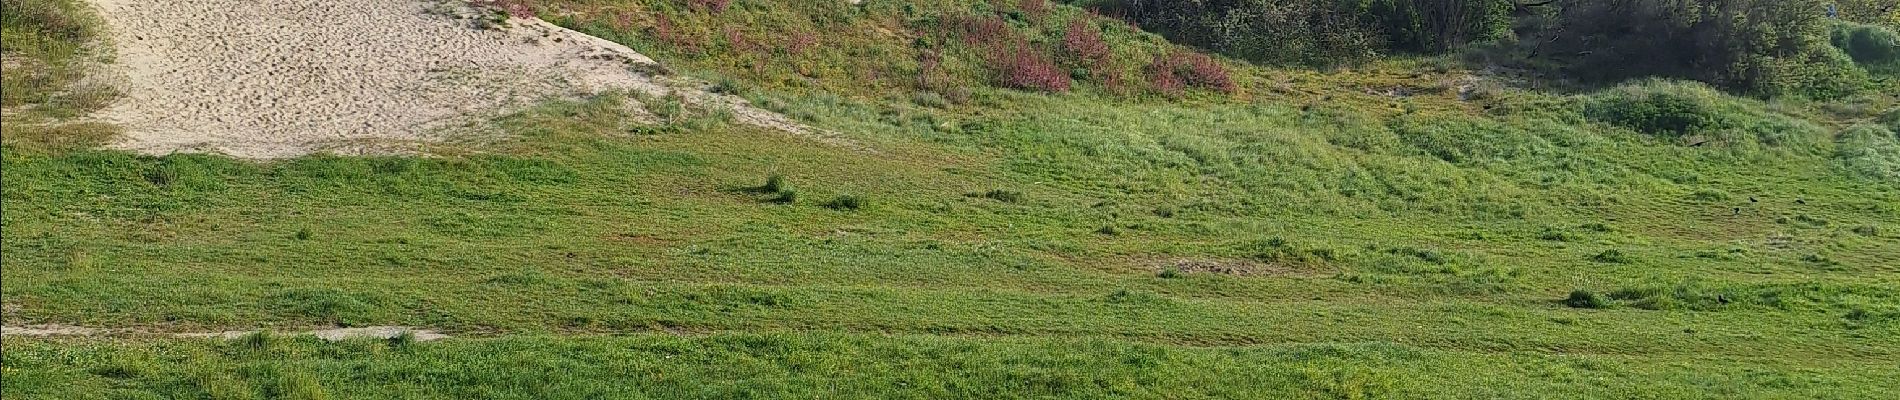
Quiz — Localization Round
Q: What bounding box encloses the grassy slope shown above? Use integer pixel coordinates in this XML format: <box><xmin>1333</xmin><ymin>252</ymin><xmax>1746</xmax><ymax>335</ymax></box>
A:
<box><xmin>5</xmin><ymin>0</ymin><xmax>1900</xmax><ymax>398</ymax></box>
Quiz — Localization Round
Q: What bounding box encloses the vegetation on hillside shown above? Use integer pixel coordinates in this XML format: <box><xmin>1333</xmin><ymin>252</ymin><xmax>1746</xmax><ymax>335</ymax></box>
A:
<box><xmin>3</xmin><ymin>0</ymin><xmax>1898</xmax><ymax>398</ymax></box>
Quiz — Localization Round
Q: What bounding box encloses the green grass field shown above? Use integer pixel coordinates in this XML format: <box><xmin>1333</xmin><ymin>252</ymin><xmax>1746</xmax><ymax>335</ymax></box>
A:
<box><xmin>4</xmin><ymin>0</ymin><xmax>1899</xmax><ymax>398</ymax></box>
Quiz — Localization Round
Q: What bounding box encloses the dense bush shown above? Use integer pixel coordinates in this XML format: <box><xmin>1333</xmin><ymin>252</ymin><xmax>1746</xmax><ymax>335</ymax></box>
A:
<box><xmin>1341</xmin><ymin>0</ymin><xmax>1516</xmax><ymax>53</ymax></box>
<box><xmin>1832</xmin><ymin>21</ymin><xmax>1900</xmax><ymax>74</ymax></box>
<box><xmin>1093</xmin><ymin>0</ymin><xmax>1382</xmax><ymax>66</ymax></box>
<box><xmin>1087</xmin><ymin>0</ymin><xmax>1512</xmax><ymax>66</ymax></box>
<box><xmin>1530</xmin><ymin>0</ymin><xmax>1866</xmax><ymax>98</ymax></box>
<box><xmin>938</xmin><ymin>14</ymin><xmax>1073</xmax><ymax>93</ymax></box>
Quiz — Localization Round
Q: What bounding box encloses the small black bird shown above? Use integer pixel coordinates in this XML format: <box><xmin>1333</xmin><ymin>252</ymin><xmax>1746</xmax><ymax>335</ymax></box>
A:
<box><xmin>1750</xmin><ymin>197</ymin><xmax>1758</xmax><ymax>203</ymax></box>
<box><xmin>1796</xmin><ymin>198</ymin><xmax>1807</xmax><ymax>205</ymax></box>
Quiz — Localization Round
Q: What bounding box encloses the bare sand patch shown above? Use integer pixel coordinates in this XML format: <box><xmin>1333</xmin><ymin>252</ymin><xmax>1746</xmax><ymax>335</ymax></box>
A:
<box><xmin>84</xmin><ymin>0</ymin><xmax>844</xmax><ymax>158</ymax></box>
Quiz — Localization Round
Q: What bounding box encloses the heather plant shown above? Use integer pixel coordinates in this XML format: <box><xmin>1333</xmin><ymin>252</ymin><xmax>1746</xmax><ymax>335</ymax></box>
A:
<box><xmin>1061</xmin><ymin>19</ymin><xmax>1110</xmax><ymax>65</ymax></box>
<box><xmin>1147</xmin><ymin>51</ymin><xmax>1234</xmax><ymax>95</ymax></box>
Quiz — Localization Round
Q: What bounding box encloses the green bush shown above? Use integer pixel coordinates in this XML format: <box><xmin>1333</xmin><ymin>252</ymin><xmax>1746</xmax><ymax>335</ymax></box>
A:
<box><xmin>1531</xmin><ymin>0</ymin><xmax>1865</xmax><ymax>97</ymax></box>
<box><xmin>1343</xmin><ymin>0</ymin><xmax>1515</xmax><ymax>53</ymax></box>
<box><xmin>1098</xmin><ymin>0</ymin><xmax>1514</xmax><ymax>65</ymax></box>
<box><xmin>1833</xmin><ymin>21</ymin><xmax>1900</xmax><ymax>74</ymax></box>
<box><xmin>1587</xmin><ymin>86</ymin><xmax>1723</xmax><ymax>137</ymax></box>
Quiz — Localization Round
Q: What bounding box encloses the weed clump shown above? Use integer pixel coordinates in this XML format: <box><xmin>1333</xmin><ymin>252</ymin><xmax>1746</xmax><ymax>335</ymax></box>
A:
<box><xmin>823</xmin><ymin>195</ymin><xmax>866</xmax><ymax>211</ymax></box>
<box><xmin>770</xmin><ymin>189</ymin><xmax>798</xmax><ymax>205</ymax></box>
<box><xmin>1590</xmin><ymin>250</ymin><xmax>1631</xmax><ymax>264</ymax></box>
<box><xmin>1536</xmin><ymin>227</ymin><xmax>1574</xmax><ymax>242</ymax></box>
<box><xmin>1853</xmin><ymin>225</ymin><xmax>1882</xmax><ymax>237</ymax></box>
<box><xmin>1564</xmin><ymin>290</ymin><xmax>1608</xmax><ymax>309</ymax></box>
<box><xmin>761</xmin><ymin>175</ymin><xmax>787</xmax><ymax>193</ymax></box>
<box><xmin>1834</xmin><ymin>125</ymin><xmax>1900</xmax><ymax>181</ymax></box>
<box><xmin>710</xmin><ymin>77</ymin><xmax>745</xmax><ymax>95</ymax></box>
<box><xmin>981</xmin><ymin>189</ymin><xmax>1024</xmax><ymax>203</ymax></box>
<box><xmin>755</xmin><ymin>175</ymin><xmax>797</xmax><ymax>204</ymax></box>
<box><xmin>386</xmin><ymin>331</ymin><xmax>417</xmax><ymax>349</ymax></box>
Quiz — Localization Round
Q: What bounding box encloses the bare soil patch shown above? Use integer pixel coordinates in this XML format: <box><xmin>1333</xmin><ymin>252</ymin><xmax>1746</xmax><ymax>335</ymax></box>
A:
<box><xmin>83</xmin><ymin>0</ymin><xmax>845</xmax><ymax>158</ymax></box>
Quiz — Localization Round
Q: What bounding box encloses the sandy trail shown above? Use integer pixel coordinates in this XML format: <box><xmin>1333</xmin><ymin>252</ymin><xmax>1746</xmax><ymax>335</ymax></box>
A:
<box><xmin>85</xmin><ymin>0</ymin><xmax>838</xmax><ymax>158</ymax></box>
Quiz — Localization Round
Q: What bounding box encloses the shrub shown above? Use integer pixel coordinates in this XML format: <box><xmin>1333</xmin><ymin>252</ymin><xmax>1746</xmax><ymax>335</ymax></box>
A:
<box><xmin>1531</xmin><ymin>0</ymin><xmax>1865</xmax><ymax>97</ymax></box>
<box><xmin>946</xmin><ymin>14</ymin><xmax>1012</xmax><ymax>46</ymax></box>
<box><xmin>997</xmin><ymin>49</ymin><xmax>1072</xmax><ymax>93</ymax></box>
<box><xmin>0</xmin><ymin>0</ymin><xmax>93</xmax><ymax>53</ymax></box>
<box><xmin>1564</xmin><ymin>290</ymin><xmax>1607</xmax><ymax>309</ymax></box>
<box><xmin>1147</xmin><ymin>51</ymin><xmax>1235</xmax><ymax>95</ymax></box>
<box><xmin>1019</xmin><ymin>0</ymin><xmax>1051</xmax><ymax>19</ymax></box>
<box><xmin>711</xmin><ymin>76</ymin><xmax>745</xmax><ymax>95</ymax></box>
<box><xmin>940</xmin><ymin>13</ymin><xmax>1071</xmax><ymax>93</ymax></box>
<box><xmin>1061</xmin><ymin>20</ymin><xmax>1111</xmax><ymax>65</ymax></box>
<box><xmin>824</xmin><ymin>195</ymin><xmax>866</xmax><ymax>211</ymax></box>
<box><xmin>1832</xmin><ymin>21</ymin><xmax>1900</xmax><ymax>73</ymax></box>
<box><xmin>1881</xmin><ymin>107</ymin><xmax>1900</xmax><ymax>133</ymax></box>
<box><xmin>1586</xmin><ymin>85</ymin><xmax>1722</xmax><ymax>137</ymax></box>
<box><xmin>762</xmin><ymin>175</ymin><xmax>787</xmax><ymax>193</ymax></box>
<box><xmin>1100</xmin><ymin>0</ymin><xmax>1383</xmax><ymax>66</ymax></box>
<box><xmin>1347</xmin><ymin>0</ymin><xmax>1516</xmax><ymax>54</ymax></box>
<box><xmin>688</xmin><ymin>0</ymin><xmax>731</xmax><ymax>13</ymax></box>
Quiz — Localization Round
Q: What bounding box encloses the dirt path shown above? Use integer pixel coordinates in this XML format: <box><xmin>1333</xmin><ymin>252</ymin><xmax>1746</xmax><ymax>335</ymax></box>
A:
<box><xmin>1</xmin><ymin>324</ymin><xmax>449</xmax><ymax>342</ymax></box>
<box><xmin>84</xmin><ymin>0</ymin><xmax>844</xmax><ymax>158</ymax></box>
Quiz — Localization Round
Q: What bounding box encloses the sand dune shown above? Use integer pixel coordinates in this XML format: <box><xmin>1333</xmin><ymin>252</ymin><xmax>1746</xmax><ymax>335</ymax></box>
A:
<box><xmin>86</xmin><ymin>0</ymin><xmax>823</xmax><ymax>158</ymax></box>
